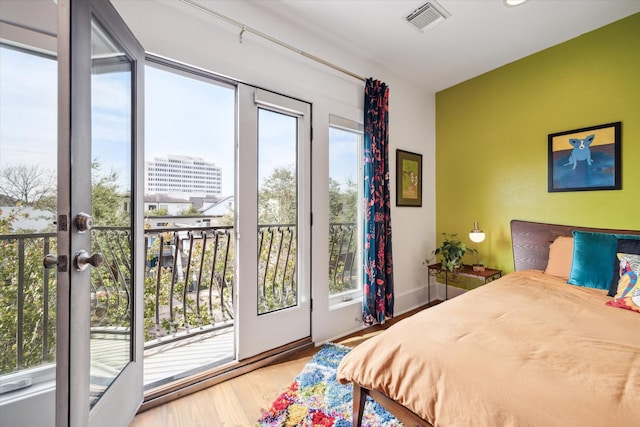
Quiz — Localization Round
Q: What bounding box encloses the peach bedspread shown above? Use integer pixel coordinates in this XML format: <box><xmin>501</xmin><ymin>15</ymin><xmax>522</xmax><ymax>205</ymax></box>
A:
<box><xmin>337</xmin><ymin>271</ymin><xmax>640</xmax><ymax>426</ymax></box>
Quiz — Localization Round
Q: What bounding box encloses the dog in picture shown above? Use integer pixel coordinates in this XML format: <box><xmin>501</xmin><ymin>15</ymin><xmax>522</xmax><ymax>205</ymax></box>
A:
<box><xmin>564</xmin><ymin>134</ymin><xmax>595</xmax><ymax>169</ymax></box>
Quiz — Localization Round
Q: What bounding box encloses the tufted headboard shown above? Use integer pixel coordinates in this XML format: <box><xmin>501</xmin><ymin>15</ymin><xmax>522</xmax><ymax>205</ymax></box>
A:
<box><xmin>510</xmin><ymin>220</ymin><xmax>640</xmax><ymax>272</ymax></box>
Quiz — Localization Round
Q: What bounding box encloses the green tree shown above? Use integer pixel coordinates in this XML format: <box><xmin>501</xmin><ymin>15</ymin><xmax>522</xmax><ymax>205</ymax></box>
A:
<box><xmin>0</xmin><ymin>163</ymin><xmax>57</xmax><ymax>374</ymax></box>
<box><xmin>258</xmin><ymin>166</ymin><xmax>296</xmax><ymax>224</ymax></box>
<box><xmin>145</xmin><ymin>207</ymin><xmax>169</xmax><ymax>216</ymax></box>
<box><xmin>91</xmin><ymin>162</ymin><xmax>129</xmax><ymax>227</ymax></box>
<box><xmin>256</xmin><ymin>167</ymin><xmax>297</xmax><ymax>311</ymax></box>
<box><xmin>178</xmin><ymin>205</ymin><xmax>201</xmax><ymax>216</ymax></box>
<box><xmin>89</xmin><ymin>163</ymin><xmax>132</xmax><ymax>335</ymax></box>
<box><xmin>142</xmin><ymin>228</ymin><xmax>234</xmax><ymax>340</ymax></box>
<box><xmin>220</xmin><ymin>208</ymin><xmax>234</xmax><ymax>226</ymax></box>
<box><xmin>328</xmin><ymin>177</ymin><xmax>358</xmax><ymax>295</ymax></box>
<box><xmin>0</xmin><ymin>161</ymin><xmax>130</xmax><ymax>375</ymax></box>
<box><xmin>0</xmin><ymin>207</ymin><xmax>57</xmax><ymax>374</ymax></box>
<box><xmin>329</xmin><ymin>177</ymin><xmax>357</xmax><ymax>223</ymax></box>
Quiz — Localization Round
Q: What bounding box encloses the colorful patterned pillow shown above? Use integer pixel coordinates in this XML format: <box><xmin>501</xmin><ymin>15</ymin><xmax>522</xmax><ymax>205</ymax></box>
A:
<box><xmin>608</xmin><ymin>239</ymin><xmax>640</xmax><ymax>296</ymax></box>
<box><xmin>606</xmin><ymin>251</ymin><xmax>640</xmax><ymax>313</ymax></box>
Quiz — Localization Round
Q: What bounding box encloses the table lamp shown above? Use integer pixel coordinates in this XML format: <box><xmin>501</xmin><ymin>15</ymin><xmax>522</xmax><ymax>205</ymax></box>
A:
<box><xmin>469</xmin><ymin>221</ymin><xmax>486</xmax><ymax>271</ymax></box>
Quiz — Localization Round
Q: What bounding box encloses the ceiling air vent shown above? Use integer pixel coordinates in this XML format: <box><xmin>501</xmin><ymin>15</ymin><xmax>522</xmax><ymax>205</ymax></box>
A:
<box><xmin>405</xmin><ymin>1</ymin><xmax>450</xmax><ymax>32</ymax></box>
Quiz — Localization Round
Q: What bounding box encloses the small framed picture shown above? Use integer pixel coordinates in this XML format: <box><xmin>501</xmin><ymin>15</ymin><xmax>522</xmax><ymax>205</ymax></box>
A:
<box><xmin>548</xmin><ymin>121</ymin><xmax>621</xmax><ymax>192</ymax></box>
<box><xmin>396</xmin><ymin>149</ymin><xmax>422</xmax><ymax>207</ymax></box>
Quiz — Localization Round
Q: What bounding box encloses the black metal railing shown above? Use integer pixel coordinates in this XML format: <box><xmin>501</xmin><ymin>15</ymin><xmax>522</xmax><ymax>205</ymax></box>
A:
<box><xmin>0</xmin><ymin>224</ymin><xmax>236</xmax><ymax>374</ymax></box>
<box><xmin>1</xmin><ymin>221</ymin><xmax>357</xmax><ymax>375</ymax></box>
<box><xmin>91</xmin><ymin>227</ymin><xmax>133</xmax><ymax>331</ymax></box>
<box><xmin>257</xmin><ymin>224</ymin><xmax>297</xmax><ymax>314</ymax></box>
<box><xmin>328</xmin><ymin>222</ymin><xmax>358</xmax><ymax>295</ymax></box>
<box><xmin>0</xmin><ymin>232</ymin><xmax>57</xmax><ymax>374</ymax></box>
<box><xmin>143</xmin><ymin>225</ymin><xmax>234</xmax><ymax>347</ymax></box>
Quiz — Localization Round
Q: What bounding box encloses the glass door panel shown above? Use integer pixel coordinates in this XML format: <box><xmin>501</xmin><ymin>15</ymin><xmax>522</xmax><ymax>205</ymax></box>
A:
<box><xmin>88</xmin><ymin>17</ymin><xmax>133</xmax><ymax>408</ymax></box>
<box><xmin>257</xmin><ymin>109</ymin><xmax>298</xmax><ymax>314</ymax></box>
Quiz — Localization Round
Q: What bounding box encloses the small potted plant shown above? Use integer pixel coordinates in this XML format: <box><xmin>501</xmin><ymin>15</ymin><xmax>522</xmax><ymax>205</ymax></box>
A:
<box><xmin>431</xmin><ymin>233</ymin><xmax>476</xmax><ymax>272</ymax></box>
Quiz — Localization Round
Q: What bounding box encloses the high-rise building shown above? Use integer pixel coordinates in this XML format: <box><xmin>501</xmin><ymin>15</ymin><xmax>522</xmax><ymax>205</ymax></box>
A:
<box><xmin>145</xmin><ymin>155</ymin><xmax>222</xmax><ymax>197</ymax></box>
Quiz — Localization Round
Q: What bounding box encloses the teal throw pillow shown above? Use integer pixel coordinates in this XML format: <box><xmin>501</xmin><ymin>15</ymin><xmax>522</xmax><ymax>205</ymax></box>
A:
<box><xmin>567</xmin><ymin>231</ymin><xmax>640</xmax><ymax>290</ymax></box>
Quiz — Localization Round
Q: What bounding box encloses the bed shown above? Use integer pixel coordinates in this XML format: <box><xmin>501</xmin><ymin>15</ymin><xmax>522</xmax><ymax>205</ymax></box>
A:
<box><xmin>336</xmin><ymin>220</ymin><xmax>640</xmax><ymax>427</ymax></box>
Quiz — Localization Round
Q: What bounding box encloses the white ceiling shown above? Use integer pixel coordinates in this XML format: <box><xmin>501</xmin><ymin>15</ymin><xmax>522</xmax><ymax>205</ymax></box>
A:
<box><xmin>1</xmin><ymin>0</ymin><xmax>639</xmax><ymax>93</ymax></box>
<box><xmin>235</xmin><ymin>0</ymin><xmax>640</xmax><ymax>92</ymax></box>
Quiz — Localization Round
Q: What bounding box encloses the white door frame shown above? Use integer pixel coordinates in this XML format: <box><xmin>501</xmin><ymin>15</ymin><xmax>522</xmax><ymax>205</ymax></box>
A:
<box><xmin>236</xmin><ymin>86</ymin><xmax>312</xmax><ymax>360</ymax></box>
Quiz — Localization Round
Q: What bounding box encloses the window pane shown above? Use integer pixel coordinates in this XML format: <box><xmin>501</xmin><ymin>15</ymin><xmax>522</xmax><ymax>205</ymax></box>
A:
<box><xmin>0</xmin><ymin>46</ymin><xmax>57</xmax><ymax>378</ymax></box>
<box><xmin>257</xmin><ymin>109</ymin><xmax>298</xmax><ymax>314</ymax></box>
<box><xmin>328</xmin><ymin>126</ymin><xmax>360</xmax><ymax>297</ymax></box>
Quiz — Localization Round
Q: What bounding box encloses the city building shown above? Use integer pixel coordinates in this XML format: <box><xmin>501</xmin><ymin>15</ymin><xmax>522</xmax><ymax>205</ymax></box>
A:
<box><xmin>145</xmin><ymin>154</ymin><xmax>222</xmax><ymax>197</ymax></box>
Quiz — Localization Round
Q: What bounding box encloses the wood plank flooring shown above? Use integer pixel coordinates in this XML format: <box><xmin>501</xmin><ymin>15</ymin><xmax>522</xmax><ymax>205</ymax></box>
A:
<box><xmin>130</xmin><ymin>303</ymin><xmax>436</xmax><ymax>427</ymax></box>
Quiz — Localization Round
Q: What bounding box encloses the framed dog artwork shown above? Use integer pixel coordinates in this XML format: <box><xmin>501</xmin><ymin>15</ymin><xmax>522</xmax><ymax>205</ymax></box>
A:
<box><xmin>548</xmin><ymin>121</ymin><xmax>621</xmax><ymax>192</ymax></box>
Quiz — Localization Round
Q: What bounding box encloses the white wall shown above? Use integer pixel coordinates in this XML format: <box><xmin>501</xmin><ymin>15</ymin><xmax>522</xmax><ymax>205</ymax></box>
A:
<box><xmin>113</xmin><ymin>0</ymin><xmax>436</xmax><ymax>344</ymax></box>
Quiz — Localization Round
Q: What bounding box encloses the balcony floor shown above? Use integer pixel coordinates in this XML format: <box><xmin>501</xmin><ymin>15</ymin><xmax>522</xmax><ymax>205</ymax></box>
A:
<box><xmin>143</xmin><ymin>327</ymin><xmax>235</xmax><ymax>389</ymax></box>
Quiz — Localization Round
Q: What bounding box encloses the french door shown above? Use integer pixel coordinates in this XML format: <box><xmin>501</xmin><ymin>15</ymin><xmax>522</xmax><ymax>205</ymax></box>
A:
<box><xmin>1</xmin><ymin>1</ymin><xmax>311</xmax><ymax>422</ymax></box>
<box><xmin>236</xmin><ymin>87</ymin><xmax>312</xmax><ymax>360</ymax></box>
<box><xmin>56</xmin><ymin>0</ymin><xmax>144</xmax><ymax>425</ymax></box>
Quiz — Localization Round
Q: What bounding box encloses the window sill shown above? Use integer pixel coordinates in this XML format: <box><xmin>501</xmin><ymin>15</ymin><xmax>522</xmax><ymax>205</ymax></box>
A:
<box><xmin>0</xmin><ymin>364</ymin><xmax>55</xmax><ymax>405</ymax></box>
<box><xmin>329</xmin><ymin>295</ymin><xmax>362</xmax><ymax>311</ymax></box>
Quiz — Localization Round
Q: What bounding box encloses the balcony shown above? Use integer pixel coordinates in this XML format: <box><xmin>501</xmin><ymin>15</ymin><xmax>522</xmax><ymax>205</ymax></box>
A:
<box><xmin>0</xmin><ymin>222</ymin><xmax>357</xmax><ymax>391</ymax></box>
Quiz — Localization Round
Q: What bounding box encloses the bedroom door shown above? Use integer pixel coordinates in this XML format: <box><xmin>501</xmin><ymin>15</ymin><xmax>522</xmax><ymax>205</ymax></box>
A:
<box><xmin>56</xmin><ymin>0</ymin><xmax>144</xmax><ymax>425</ymax></box>
<box><xmin>236</xmin><ymin>86</ymin><xmax>312</xmax><ymax>359</ymax></box>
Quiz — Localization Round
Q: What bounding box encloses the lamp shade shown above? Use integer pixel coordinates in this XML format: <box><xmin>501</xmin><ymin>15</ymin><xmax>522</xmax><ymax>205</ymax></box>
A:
<box><xmin>469</xmin><ymin>221</ymin><xmax>486</xmax><ymax>243</ymax></box>
<box><xmin>504</xmin><ymin>0</ymin><xmax>528</xmax><ymax>6</ymax></box>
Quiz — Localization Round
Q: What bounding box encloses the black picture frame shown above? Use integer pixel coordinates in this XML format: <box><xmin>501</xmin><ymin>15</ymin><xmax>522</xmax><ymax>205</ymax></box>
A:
<box><xmin>396</xmin><ymin>149</ymin><xmax>422</xmax><ymax>207</ymax></box>
<box><xmin>548</xmin><ymin>121</ymin><xmax>621</xmax><ymax>192</ymax></box>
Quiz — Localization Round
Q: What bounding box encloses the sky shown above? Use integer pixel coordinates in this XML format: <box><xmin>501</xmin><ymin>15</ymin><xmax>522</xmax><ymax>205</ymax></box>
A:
<box><xmin>329</xmin><ymin>127</ymin><xmax>359</xmax><ymax>191</ymax></box>
<box><xmin>92</xmin><ymin>64</ymin><xmax>132</xmax><ymax>191</ymax></box>
<box><xmin>145</xmin><ymin>64</ymin><xmax>236</xmax><ymax>195</ymax></box>
<box><xmin>1</xmin><ymin>46</ymin><xmax>359</xmax><ymax>202</ymax></box>
<box><xmin>0</xmin><ymin>47</ymin><xmax>57</xmax><ymax>174</ymax></box>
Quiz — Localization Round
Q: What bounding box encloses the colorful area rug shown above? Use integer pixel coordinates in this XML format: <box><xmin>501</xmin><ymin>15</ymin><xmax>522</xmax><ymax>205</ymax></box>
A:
<box><xmin>256</xmin><ymin>343</ymin><xmax>403</xmax><ymax>426</ymax></box>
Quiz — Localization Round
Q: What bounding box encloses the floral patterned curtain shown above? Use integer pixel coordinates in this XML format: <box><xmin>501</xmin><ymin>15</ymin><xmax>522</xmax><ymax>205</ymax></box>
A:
<box><xmin>363</xmin><ymin>78</ymin><xmax>394</xmax><ymax>326</ymax></box>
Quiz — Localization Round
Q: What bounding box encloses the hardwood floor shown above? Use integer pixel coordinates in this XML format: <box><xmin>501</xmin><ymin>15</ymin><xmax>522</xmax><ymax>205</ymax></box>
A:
<box><xmin>129</xmin><ymin>303</ymin><xmax>436</xmax><ymax>427</ymax></box>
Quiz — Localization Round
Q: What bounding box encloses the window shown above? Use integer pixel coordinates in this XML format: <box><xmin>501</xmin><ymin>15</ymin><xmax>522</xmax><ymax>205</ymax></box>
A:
<box><xmin>0</xmin><ymin>43</ymin><xmax>57</xmax><ymax>399</ymax></box>
<box><xmin>328</xmin><ymin>115</ymin><xmax>363</xmax><ymax>304</ymax></box>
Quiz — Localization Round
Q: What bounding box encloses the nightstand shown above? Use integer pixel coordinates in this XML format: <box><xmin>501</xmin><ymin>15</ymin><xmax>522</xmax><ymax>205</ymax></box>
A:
<box><xmin>428</xmin><ymin>263</ymin><xmax>502</xmax><ymax>300</ymax></box>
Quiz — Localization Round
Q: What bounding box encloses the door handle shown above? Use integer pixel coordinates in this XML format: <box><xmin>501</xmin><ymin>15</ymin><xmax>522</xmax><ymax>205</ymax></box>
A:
<box><xmin>44</xmin><ymin>254</ymin><xmax>59</xmax><ymax>269</ymax></box>
<box><xmin>74</xmin><ymin>212</ymin><xmax>94</xmax><ymax>233</ymax></box>
<box><xmin>74</xmin><ymin>250</ymin><xmax>105</xmax><ymax>271</ymax></box>
<box><xmin>43</xmin><ymin>254</ymin><xmax>68</xmax><ymax>272</ymax></box>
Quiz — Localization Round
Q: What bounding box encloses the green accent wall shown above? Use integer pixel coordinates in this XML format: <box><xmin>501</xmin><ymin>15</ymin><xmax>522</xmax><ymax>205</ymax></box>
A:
<box><xmin>435</xmin><ymin>13</ymin><xmax>640</xmax><ymax>274</ymax></box>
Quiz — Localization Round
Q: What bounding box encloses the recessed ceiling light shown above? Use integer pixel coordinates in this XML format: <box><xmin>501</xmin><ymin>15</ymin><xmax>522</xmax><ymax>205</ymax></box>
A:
<box><xmin>504</xmin><ymin>0</ymin><xmax>529</xmax><ymax>6</ymax></box>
